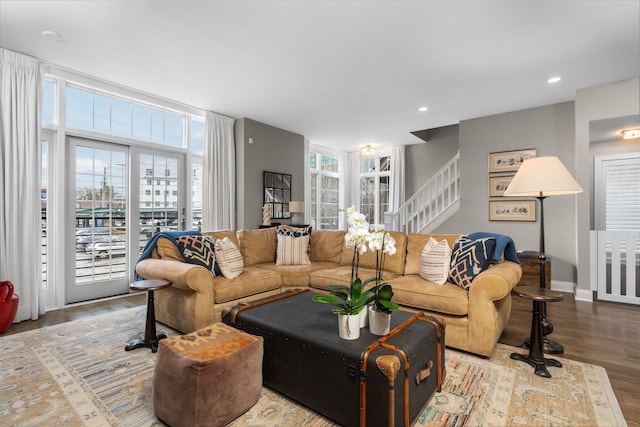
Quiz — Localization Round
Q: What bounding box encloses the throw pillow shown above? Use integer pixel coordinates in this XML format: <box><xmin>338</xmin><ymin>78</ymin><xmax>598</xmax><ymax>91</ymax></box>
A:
<box><xmin>276</xmin><ymin>224</ymin><xmax>312</xmax><ymax>238</ymax></box>
<box><xmin>214</xmin><ymin>237</ymin><xmax>244</xmax><ymax>279</ymax></box>
<box><xmin>420</xmin><ymin>237</ymin><xmax>452</xmax><ymax>285</ymax></box>
<box><xmin>276</xmin><ymin>234</ymin><xmax>311</xmax><ymax>265</ymax></box>
<box><xmin>176</xmin><ymin>235</ymin><xmax>219</xmax><ymax>275</ymax></box>
<box><xmin>449</xmin><ymin>236</ymin><xmax>497</xmax><ymax>290</ymax></box>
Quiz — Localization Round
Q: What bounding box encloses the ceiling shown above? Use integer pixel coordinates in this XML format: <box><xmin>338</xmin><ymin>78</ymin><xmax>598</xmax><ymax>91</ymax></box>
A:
<box><xmin>1</xmin><ymin>1</ymin><xmax>639</xmax><ymax>152</ymax></box>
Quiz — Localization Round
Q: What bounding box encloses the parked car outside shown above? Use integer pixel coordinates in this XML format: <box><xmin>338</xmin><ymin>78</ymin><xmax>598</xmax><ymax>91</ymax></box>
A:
<box><xmin>86</xmin><ymin>238</ymin><xmax>126</xmax><ymax>259</ymax></box>
<box><xmin>75</xmin><ymin>228</ymin><xmax>111</xmax><ymax>249</ymax></box>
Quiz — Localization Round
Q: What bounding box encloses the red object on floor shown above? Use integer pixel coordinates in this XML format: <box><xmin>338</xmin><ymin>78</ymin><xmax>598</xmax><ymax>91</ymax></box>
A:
<box><xmin>0</xmin><ymin>281</ymin><xmax>19</xmax><ymax>334</ymax></box>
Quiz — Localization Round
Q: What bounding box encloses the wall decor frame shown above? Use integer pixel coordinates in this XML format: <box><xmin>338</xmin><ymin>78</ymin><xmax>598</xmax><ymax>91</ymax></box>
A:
<box><xmin>489</xmin><ymin>200</ymin><xmax>537</xmax><ymax>222</ymax></box>
<box><xmin>263</xmin><ymin>171</ymin><xmax>291</xmax><ymax>219</ymax></box>
<box><xmin>488</xmin><ymin>175</ymin><xmax>515</xmax><ymax>197</ymax></box>
<box><xmin>488</xmin><ymin>148</ymin><xmax>537</xmax><ymax>173</ymax></box>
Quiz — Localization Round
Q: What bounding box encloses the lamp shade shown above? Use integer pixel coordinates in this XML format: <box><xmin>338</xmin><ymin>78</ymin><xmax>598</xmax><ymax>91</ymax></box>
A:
<box><xmin>288</xmin><ymin>201</ymin><xmax>304</xmax><ymax>213</ymax></box>
<box><xmin>504</xmin><ymin>156</ymin><xmax>583</xmax><ymax>197</ymax></box>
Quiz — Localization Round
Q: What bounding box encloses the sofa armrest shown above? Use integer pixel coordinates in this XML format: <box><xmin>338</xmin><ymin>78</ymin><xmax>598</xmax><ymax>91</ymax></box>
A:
<box><xmin>466</xmin><ymin>261</ymin><xmax>522</xmax><ymax>357</ymax></box>
<box><xmin>468</xmin><ymin>261</ymin><xmax>522</xmax><ymax>301</ymax></box>
<box><xmin>135</xmin><ymin>258</ymin><xmax>215</xmax><ymax>294</ymax></box>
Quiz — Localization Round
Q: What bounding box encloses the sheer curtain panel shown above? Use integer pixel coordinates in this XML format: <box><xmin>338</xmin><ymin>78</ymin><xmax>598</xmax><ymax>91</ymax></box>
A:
<box><xmin>203</xmin><ymin>112</ymin><xmax>236</xmax><ymax>231</ymax></box>
<box><xmin>0</xmin><ymin>48</ymin><xmax>45</xmax><ymax>322</ymax></box>
<box><xmin>391</xmin><ymin>144</ymin><xmax>405</xmax><ymax>211</ymax></box>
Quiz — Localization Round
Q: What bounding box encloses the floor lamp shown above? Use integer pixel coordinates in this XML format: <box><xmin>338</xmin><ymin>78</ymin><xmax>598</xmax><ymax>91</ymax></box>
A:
<box><xmin>504</xmin><ymin>156</ymin><xmax>582</xmax><ymax>354</ymax></box>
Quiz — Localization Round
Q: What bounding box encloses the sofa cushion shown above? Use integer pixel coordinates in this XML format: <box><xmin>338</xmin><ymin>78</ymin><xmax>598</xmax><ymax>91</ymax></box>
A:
<box><xmin>156</xmin><ymin>237</ymin><xmax>184</xmax><ymax>261</ymax></box>
<box><xmin>239</xmin><ymin>228</ymin><xmax>277</xmax><ymax>266</ymax></box>
<box><xmin>449</xmin><ymin>236</ymin><xmax>496</xmax><ymax>290</ymax></box>
<box><xmin>214</xmin><ymin>267</ymin><xmax>281</xmax><ymax>304</ymax></box>
<box><xmin>215</xmin><ymin>237</ymin><xmax>244</xmax><ymax>279</ymax></box>
<box><xmin>203</xmin><ymin>230</ymin><xmax>240</xmax><ymax>247</ymax></box>
<box><xmin>420</xmin><ymin>237</ymin><xmax>451</xmax><ymax>285</ymax></box>
<box><xmin>310</xmin><ymin>230</ymin><xmax>346</xmax><ymax>263</ymax></box>
<box><xmin>339</xmin><ymin>230</ymin><xmax>408</xmax><ymax>275</ymax></box>
<box><xmin>276</xmin><ymin>234</ymin><xmax>311</xmax><ymax>265</ymax></box>
<box><xmin>405</xmin><ymin>233</ymin><xmax>462</xmax><ymax>275</ymax></box>
<box><xmin>388</xmin><ymin>275</ymin><xmax>469</xmax><ymax>316</ymax></box>
<box><xmin>310</xmin><ymin>265</ymin><xmax>401</xmax><ymax>290</ymax></box>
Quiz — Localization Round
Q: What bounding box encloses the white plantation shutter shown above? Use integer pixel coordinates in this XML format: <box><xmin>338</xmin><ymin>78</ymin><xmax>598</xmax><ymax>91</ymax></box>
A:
<box><xmin>597</xmin><ymin>154</ymin><xmax>640</xmax><ymax>231</ymax></box>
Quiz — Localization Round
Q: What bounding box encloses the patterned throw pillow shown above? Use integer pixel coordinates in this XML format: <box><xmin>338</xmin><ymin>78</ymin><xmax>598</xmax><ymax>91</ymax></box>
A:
<box><xmin>276</xmin><ymin>234</ymin><xmax>311</xmax><ymax>265</ymax></box>
<box><xmin>214</xmin><ymin>237</ymin><xmax>244</xmax><ymax>279</ymax></box>
<box><xmin>449</xmin><ymin>236</ymin><xmax>497</xmax><ymax>290</ymax></box>
<box><xmin>276</xmin><ymin>225</ymin><xmax>312</xmax><ymax>238</ymax></box>
<box><xmin>420</xmin><ymin>237</ymin><xmax>452</xmax><ymax>285</ymax></box>
<box><xmin>176</xmin><ymin>235</ymin><xmax>219</xmax><ymax>275</ymax></box>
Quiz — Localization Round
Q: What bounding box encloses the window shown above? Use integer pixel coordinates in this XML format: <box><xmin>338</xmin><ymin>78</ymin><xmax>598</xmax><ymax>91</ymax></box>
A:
<box><xmin>359</xmin><ymin>155</ymin><xmax>391</xmax><ymax>227</ymax></box>
<box><xmin>42</xmin><ymin>80</ymin><xmax>56</xmax><ymax>124</ymax></box>
<box><xmin>595</xmin><ymin>153</ymin><xmax>640</xmax><ymax>231</ymax></box>
<box><xmin>191</xmin><ymin>118</ymin><xmax>205</xmax><ymax>154</ymax></box>
<box><xmin>65</xmin><ymin>85</ymin><xmax>184</xmax><ymax>147</ymax></box>
<box><xmin>310</xmin><ymin>152</ymin><xmax>340</xmax><ymax>229</ymax></box>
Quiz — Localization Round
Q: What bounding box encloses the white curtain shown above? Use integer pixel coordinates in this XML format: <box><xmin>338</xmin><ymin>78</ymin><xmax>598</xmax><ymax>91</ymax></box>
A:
<box><xmin>346</xmin><ymin>151</ymin><xmax>360</xmax><ymax>212</ymax></box>
<box><xmin>0</xmin><ymin>48</ymin><xmax>45</xmax><ymax>322</ymax></box>
<box><xmin>203</xmin><ymin>112</ymin><xmax>236</xmax><ymax>231</ymax></box>
<box><xmin>391</xmin><ymin>144</ymin><xmax>405</xmax><ymax>210</ymax></box>
<box><xmin>390</xmin><ymin>144</ymin><xmax>406</xmax><ymax>231</ymax></box>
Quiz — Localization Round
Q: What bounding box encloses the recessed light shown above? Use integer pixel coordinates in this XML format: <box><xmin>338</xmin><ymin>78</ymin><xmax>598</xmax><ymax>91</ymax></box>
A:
<box><xmin>547</xmin><ymin>76</ymin><xmax>561</xmax><ymax>84</ymax></box>
<box><xmin>621</xmin><ymin>129</ymin><xmax>640</xmax><ymax>140</ymax></box>
<box><xmin>42</xmin><ymin>30</ymin><xmax>64</xmax><ymax>42</ymax></box>
<box><xmin>418</xmin><ymin>106</ymin><xmax>428</xmax><ymax>112</ymax></box>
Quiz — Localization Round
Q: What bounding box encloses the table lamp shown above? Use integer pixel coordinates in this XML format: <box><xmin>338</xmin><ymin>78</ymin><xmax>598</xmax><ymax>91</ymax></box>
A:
<box><xmin>289</xmin><ymin>201</ymin><xmax>305</xmax><ymax>225</ymax></box>
<box><xmin>504</xmin><ymin>156</ymin><xmax>582</xmax><ymax>354</ymax></box>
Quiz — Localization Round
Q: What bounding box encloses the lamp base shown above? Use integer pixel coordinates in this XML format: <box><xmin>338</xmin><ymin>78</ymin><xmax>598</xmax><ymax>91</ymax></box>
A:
<box><xmin>291</xmin><ymin>213</ymin><xmax>302</xmax><ymax>225</ymax></box>
<box><xmin>524</xmin><ymin>337</ymin><xmax>565</xmax><ymax>354</ymax></box>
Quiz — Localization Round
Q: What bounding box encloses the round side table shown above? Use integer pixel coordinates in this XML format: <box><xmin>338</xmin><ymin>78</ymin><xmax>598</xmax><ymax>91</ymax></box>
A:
<box><xmin>510</xmin><ymin>286</ymin><xmax>564</xmax><ymax>378</ymax></box>
<box><xmin>125</xmin><ymin>279</ymin><xmax>171</xmax><ymax>353</ymax></box>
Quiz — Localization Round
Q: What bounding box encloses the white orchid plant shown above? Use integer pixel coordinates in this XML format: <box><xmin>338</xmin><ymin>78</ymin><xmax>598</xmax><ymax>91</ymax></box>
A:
<box><xmin>312</xmin><ymin>206</ymin><xmax>399</xmax><ymax>315</ymax></box>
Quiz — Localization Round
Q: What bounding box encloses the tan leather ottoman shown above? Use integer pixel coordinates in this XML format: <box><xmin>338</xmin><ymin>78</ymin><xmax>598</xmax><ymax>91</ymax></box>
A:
<box><xmin>153</xmin><ymin>323</ymin><xmax>263</xmax><ymax>427</ymax></box>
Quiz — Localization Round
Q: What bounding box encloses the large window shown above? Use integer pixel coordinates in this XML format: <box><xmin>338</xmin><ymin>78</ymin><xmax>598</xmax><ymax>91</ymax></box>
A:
<box><xmin>65</xmin><ymin>85</ymin><xmax>184</xmax><ymax>148</ymax></box>
<box><xmin>310</xmin><ymin>151</ymin><xmax>340</xmax><ymax>230</ymax></box>
<box><xmin>359</xmin><ymin>155</ymin><xmax>390</xmax><ymax>227</ymax></box>
<box><xmin>40</xmin><ymin>71</ymin><xmax>205</xmax><ymax>307</ymax></box>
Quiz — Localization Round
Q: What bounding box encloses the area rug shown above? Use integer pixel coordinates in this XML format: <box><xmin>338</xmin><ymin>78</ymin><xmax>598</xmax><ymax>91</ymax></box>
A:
<box><xmin>0</xmin><ymin>307</ymin><xmax>626</xmax><ymax>427</ymax></box>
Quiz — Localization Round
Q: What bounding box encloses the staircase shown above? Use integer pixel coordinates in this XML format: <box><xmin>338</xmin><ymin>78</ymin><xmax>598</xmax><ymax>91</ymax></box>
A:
<box><xmin>385</xmin><ymin>151</ymin><xmax>460</xmax><ymax>233</ymax></box>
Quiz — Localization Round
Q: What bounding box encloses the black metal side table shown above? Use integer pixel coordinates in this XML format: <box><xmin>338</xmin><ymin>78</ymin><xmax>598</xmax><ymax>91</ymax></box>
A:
<box><xmin>124</xmin><ymin>279</ymin><xmax>171</xmax><ymax>353</ymax></box>
<box><xmin>510</xmin><ymin>285</ymin><xmax>564</xmax><ymax>378</ymax></box>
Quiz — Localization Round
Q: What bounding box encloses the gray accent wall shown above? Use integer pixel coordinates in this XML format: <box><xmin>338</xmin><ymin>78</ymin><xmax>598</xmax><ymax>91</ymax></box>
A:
<box><xmin>235</xmin><ymin>118</ymin><xmax>305</xmax><ymax>229</ymax></box>
<box><xmin>406</xmin><ymin>102</ymin><xmax>579</xmax><ymax>284</ymax></box>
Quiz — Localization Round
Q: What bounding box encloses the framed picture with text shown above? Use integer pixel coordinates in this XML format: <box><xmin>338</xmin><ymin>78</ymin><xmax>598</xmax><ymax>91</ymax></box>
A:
<box><xmin>488</xmin><ymin>149</ymin><xmax>537</xmax><ymax>173</ymax></box>
<box><xmin>489</xmin><ymin>200</ymin><xmax>536</xmax><ymax>222</ymax></box>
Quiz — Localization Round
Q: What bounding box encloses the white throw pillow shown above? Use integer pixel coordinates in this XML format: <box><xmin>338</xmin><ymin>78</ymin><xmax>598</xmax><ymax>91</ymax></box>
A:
<box><xmin>214</xmin><ymin>237</ymin><xmax>244</xmax><ymax>279</ymax></box>
<box><xmin>420</xmin><ymin>237</ymin><xmax>452</xmax><ymax>285</ymax></box>
<box><xmin>276</xmin><ymin>234</ymin><xmax>311</xmax><ymax>265</ymax></box>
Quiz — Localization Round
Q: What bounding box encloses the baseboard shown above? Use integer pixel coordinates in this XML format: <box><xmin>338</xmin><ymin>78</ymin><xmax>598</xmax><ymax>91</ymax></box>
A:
<box><xmin>574</xmin><ymin>287</ymin><xmax>594</xmax><ymax>302</ymax></box>
<box><xmin>550</xmin><ymin>280</ymin><xmax>575</xmax><ymax>294</ymax></box>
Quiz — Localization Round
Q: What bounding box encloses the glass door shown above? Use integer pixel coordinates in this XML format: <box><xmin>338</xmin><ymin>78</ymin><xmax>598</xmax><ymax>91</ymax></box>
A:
<box><xmin>137</xmin><ymin>152</ymin><xmax>183</xmax><ymax>246</ymax></box>
<box><xmin>67</xmin><ymin>139</ymin><xmax>130</xmax><ymax>303</ymax></box>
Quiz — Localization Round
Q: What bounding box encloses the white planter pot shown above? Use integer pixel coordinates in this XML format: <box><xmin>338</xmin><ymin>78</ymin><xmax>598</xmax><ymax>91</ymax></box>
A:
<box><xmin>359</xmin><ymin>306</ymin><xmax>369</xmax><ymax>328</ymax></box>
<box><xmin>338</xmin><ymin>313</ymin><xmax>361</xmax><ymax>340</ymax></box>
<box><xmin>368</xmin><ymin>306</ymin><xmax>391</xmax><ymax>336</ymax></box>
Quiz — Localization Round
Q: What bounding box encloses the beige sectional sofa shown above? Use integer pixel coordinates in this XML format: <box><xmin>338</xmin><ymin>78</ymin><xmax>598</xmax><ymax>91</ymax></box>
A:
<box><xmin>135</xmin><ymin>227</ymin><xmax>522</xmax><ymax>357</ymax></box>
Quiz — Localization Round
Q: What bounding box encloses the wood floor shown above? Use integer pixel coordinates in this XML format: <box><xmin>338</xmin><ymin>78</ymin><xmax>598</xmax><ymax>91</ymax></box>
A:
<box><xmin>3</xmin><ymin>290</ymin><xmax>639</xmax><ymax>426</ymax></box>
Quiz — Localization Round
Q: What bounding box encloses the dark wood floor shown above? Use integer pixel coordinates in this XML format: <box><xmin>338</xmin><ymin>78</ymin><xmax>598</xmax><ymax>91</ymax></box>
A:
<box><xmin>3</xmin><ymin>290</ymin><xmax>639</xmax><ymax>426</ymax></box>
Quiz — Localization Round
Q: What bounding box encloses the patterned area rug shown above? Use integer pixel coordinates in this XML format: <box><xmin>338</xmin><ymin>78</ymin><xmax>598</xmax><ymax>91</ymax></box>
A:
<box><xmin>0</xmin><ymin>307</ymin><xmax>626</xmax><ymax>427</ymax></box>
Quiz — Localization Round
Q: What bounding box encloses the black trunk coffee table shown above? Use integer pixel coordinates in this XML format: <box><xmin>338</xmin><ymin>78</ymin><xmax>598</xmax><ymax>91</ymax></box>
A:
<box><xmin>223</xmin><ymin>289</ymin><xmax>445</xmax><ymax>427</ymax></box>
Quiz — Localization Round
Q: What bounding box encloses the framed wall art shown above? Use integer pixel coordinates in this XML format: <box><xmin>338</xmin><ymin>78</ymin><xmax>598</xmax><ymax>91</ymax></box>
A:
<box><xmin>488</xmin><ymin>175</ymin><xmax>515</xmax><ymax>197</ymax></box>
<box><xmin>488</xmin><ymin>149</ymin><xmax>537</xmax><ymax>173</ymax></box>
<box><xmin>489</xmin><ymin>200</ymin><xmax>536</xmax><ymax>222</ymax></box>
